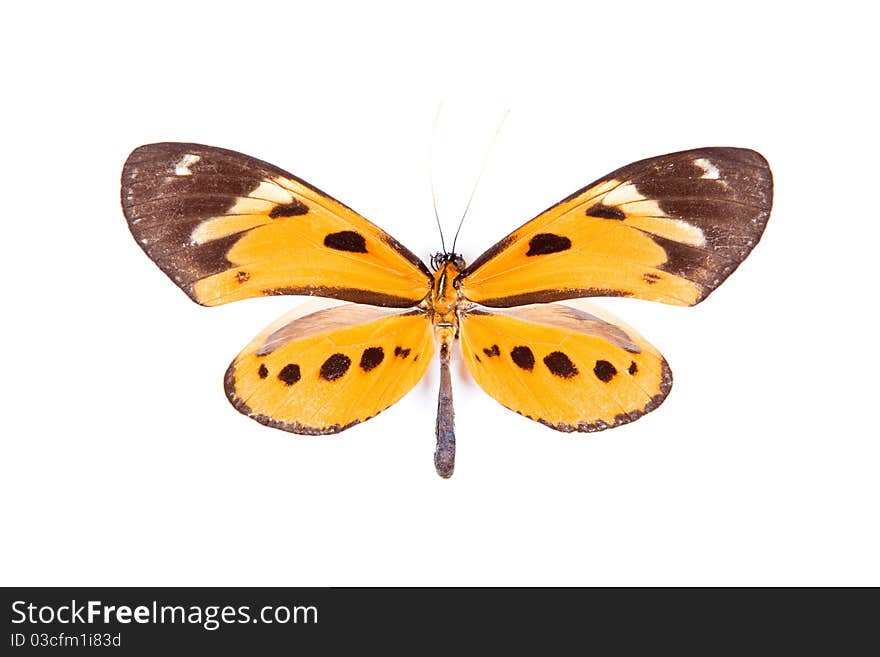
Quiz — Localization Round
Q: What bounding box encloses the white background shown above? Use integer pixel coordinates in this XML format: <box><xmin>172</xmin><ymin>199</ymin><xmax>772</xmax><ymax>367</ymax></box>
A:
<box><xmin>2</xmin><ymin>1</ymin><xmax>878</xmax><ymax>586</ymax></box>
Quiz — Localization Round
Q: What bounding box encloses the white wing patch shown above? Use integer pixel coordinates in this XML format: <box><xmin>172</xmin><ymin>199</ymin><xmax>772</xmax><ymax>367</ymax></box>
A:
<box><xmin>601</xmin><ymin>182</ymin><xmax>644</xmax><ymax>206</ymax></box>
<box><xmin>174</xmin><ymin>153</ymin><xmax>201</xmax><ymax>176</ymax></box>
<box><xmin>664</xmin><ymin>218</ymin><xmax>707</xmax><ymax>246</ymax></box>
<box><xmin>598</xmin><ymin>180</ymin><xmax>707</xmax><ymax>247</ymax></box>
<box><xmin>189</xmin><ymin>179</ymin><xmax>297</xmax><ymax>245</ymax></box>
<box><xmin>693</xmin><ymin>157</ymin><xmax>720</xmax><ymax>180</ymax></box>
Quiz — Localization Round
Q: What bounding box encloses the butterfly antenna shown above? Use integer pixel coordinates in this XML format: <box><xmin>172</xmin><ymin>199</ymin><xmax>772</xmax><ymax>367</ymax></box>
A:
<box><xmin>430</xmin><ymin>101</ymin><xmax>447</xmax><ymax>254</ymax></box>
<box><xmin>450</xmin><ymin>108</ymin><xmax>510</xmax><ymax>253</ymax></box>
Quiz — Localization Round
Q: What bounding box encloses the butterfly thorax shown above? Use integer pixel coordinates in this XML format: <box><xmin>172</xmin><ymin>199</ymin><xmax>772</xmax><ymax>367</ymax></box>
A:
<box><xmin>426</xmin><ymin>258</ymin><xmax>467</xmax><ymax>336</ymax></box>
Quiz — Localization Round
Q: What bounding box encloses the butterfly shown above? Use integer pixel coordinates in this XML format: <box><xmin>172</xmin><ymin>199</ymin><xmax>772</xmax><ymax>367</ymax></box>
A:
<box><xmin>121</xmin><ymin>142</ymin><xmax>772</xmax><ymax>478</ymax></box>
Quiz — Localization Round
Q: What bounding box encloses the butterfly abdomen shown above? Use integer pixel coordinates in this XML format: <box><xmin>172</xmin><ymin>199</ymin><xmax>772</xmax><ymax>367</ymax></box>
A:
<box><xmin>434</xmin><ymin>340</ymin><xmax>456</xmax><ymax>478</ymax></box>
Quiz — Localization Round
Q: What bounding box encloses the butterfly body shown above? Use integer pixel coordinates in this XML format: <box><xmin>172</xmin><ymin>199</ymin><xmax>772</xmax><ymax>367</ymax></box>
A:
<box><xmin>122</xmin><ymin>142</ymin><xmax>772</xmax><ymax>478</ymax></box>
<box><xmin>424</xmin><ymin>254</ymin><xmax>469</xmax><ymax>477</ymax></box>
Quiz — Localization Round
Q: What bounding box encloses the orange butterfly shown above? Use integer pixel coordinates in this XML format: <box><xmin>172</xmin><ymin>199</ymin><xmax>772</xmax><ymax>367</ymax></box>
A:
<box><xmin>122</xmin><ymin>143</ymin><xmax>772</xmax><ymax>478</ymax></box>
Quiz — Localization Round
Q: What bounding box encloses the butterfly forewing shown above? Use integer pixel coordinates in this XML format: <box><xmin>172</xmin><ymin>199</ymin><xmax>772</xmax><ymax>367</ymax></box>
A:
<box><xmin>459</xmin><ymin>304</ymin><xmax>672</xmax><ymax>431</ymax></box>
<box><xmin>122</xmin><ymin>143</ymin><xmax>432</xmax><ymax>307</ymax></box>
<box><xmin>225</xmin><ymin>304</ymin><xmax>435</xmax><ymax>434</ymax></box>
<box><xmin>459</xmin><ymin>147</ymin><xmax>772</xmax><ymax>307</ymax></box>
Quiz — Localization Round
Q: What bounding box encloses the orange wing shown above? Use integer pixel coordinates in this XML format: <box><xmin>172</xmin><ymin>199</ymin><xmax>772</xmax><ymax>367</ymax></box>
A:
<box><xmin>122</xmin><ymin>143</ymin><xmax>432</xmax><ymax>307</ymax></box>
<box><xmin>460</xmin><ymin>304</ymin><xmax>671</xmax><ymax>432</ymax></box>
<box><xmin>225</xmin><ymin>304</ymin><xmax>434</xmax><ymax>434</ymax></box>
<box><xmin>459</xmin><ymin>147</ymin><xmax>772</xmax><ymax>307</ymax></box>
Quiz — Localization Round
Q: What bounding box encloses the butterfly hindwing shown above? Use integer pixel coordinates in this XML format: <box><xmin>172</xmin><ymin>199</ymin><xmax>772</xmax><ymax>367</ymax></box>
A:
<box><xmin>460</xmin><ymin>303</ymin><xmax>672</xmax><ymax>432</ymax></box>
<box><xmin>122</xmin><ymin>143</ymin><xmax>432</xmax><ymax>307</ymax></box>
<box><xmin>459</xmin><ymin>147</ymin><xmax>772</xmax><ymax>307</ymax></box>
<box><xmin>225</xmin><ymin>304</ymin><xmax>435</xmax><ymax>434</ymax></box>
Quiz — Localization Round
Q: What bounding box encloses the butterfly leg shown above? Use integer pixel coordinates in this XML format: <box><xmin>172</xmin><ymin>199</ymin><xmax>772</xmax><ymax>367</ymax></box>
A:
<box><xmin>434</xmin><ymin>337</ymin><xmax>456</xmax><ymax>478</ymax></box>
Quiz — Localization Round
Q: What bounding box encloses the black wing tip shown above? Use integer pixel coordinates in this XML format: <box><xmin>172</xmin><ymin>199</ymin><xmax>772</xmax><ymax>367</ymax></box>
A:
<box><xmin>623</xmin><ymin>145</ymin><xmax>773</xmax><ymax>307</ymax></box>
<box><xmin>676</xmin><ymin>145</ymin><xmax>767</xmax><ymax>161</ymax></box>
<box><xmin>121</xmin><ymin>141</ymin><xmax>362</xmax><ymax>215</ymax></box>
<box><xmin>692</xmin><ymin>148</ymin><xmax>774</xmax><ymax>305</ymax></box>
<box><xmin>626</xmin><ymin>146</ymin><xmax>770</xmax><ymax>172</ymax></box>
<box><xmin>122</xmin><ymin>143</ymin><xmax>210</xmax><ymax>179</ymax></box>
<box><xmin>665</xmin><ymin>146</ymin><xmax>773</xmax><ymax>201</ymax></box>
<box><xmin>119</xmin><ymin>165</ymin><xmax>209</xmax><ymax>305</ymax></box>
<box><xmin>689</xmin><ymin>146</ymin><xmax>774</xmax><ymax>199</ymax></box>
<box><xmin>691</xmin><ymin>209</ymin><xmax>773</xmax><ymax>306</ymax></box>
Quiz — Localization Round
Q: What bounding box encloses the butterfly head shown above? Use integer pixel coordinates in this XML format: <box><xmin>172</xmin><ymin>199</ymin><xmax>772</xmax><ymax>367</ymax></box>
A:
<box><xmin>430</xmin><ymin>252</ymin><xmax>466</xmax><ymax>272</ymax></box>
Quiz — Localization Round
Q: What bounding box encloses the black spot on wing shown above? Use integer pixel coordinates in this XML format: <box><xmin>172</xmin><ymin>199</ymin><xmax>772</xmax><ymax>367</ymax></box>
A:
<box><xmin>483</xmin><ymin>345</ymin><xmax>500</xmax><ymax>358</ymax></box>
<box><xmin>278</xmin><ymin>363</ymin><xmax>301</xmax><ymax>385</ymax></box>
<box><xmin>643</xmin><ymin>272</ymin><xmax>661</xmax><ymax>285</ymax></box>
<box><xmin>269</xmin><ymin>199</ymin><xmax>309</xmax><ymax>218</ymax></box>
<box><xmin>543</xmin><ymin>352</ymin><xmax>578</xmax><ymax>378</ymax></box>
<box><xmin>628</xmin><ymin>361</ymin><xmax>638</xmax><ymax>375</ymax></box>
<box><xmin>320</xmin><ymin>354</ymin><xmax>351</xmax><ymax>381</ymax></box>
<box><xmin>324</xmin><ymin>231</ymin><xmax>368</xmax><ymax>253</ymax></box>
<box><xmin>510</xmin><ymin>346</ymin><xmax>535</xmax><ymax>371</ymax></box>
<box><xmin>258</xmin><ymin>364</ymin><xmax>269</xmax><ymax>379</ymax></box>
<box><xmin>585</xmin><ymin>203</ymin><xmax>626</xmax><ymax>220</ymax></box>
<box><xmin>394</xmin><ymin>346</ymin><xmax>411</xmax><ymax>359</ymax></box>
<box><xmin>526</xmin><ymin>233</ymin><xmax>571</xmax><ymax>256</ymax></box>
<box><xmin>593</xmin><ymin>360</ymin><xmax>617</xmax><ymax>383</ymax></box>
<box><xmin>360</xmin><ymin>347</ymin><xmax>384</xmax><ymax>372</ymax></box>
